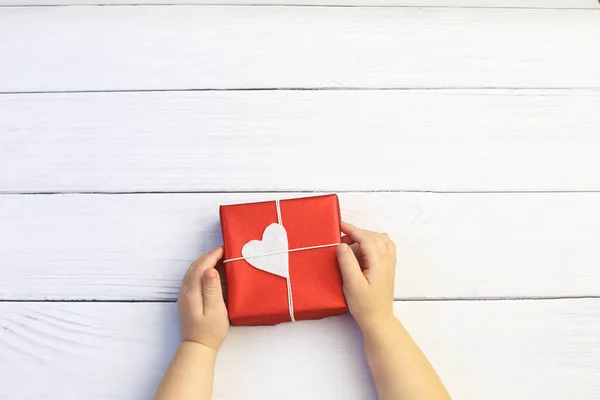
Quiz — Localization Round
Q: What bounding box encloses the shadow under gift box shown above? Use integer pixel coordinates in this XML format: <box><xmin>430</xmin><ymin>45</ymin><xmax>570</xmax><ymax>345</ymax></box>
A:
<box><xmin>220</xmin><ymin>194</ymin><xmax>348</xmax><ymax>326</ymax></box>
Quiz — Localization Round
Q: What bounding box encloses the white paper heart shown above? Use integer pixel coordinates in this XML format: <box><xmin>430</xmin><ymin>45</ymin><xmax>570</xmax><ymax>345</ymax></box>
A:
<box><xmin>241</xmin><ymin>223</ymin><xmax>290</xmax><ymax>279</ymax></box>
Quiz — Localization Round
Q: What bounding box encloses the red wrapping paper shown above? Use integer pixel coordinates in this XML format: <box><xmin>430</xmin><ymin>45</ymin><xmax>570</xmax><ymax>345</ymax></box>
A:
<box><xmin>220</xmin><ymin>194</ymin><xmax>347</xmax><ymax>326</ymax></box>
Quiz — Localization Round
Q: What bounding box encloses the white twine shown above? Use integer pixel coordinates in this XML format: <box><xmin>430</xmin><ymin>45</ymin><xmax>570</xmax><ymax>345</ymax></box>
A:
<box><xmin>222</xmin><ymin>243</ymin><xmax>340</xmax><ymax>263</ymax></box>
<box><xmin>223</xmin><ymin>199</ymin><xmax>340</xmax><ymax>322</ymax></box>
<box><xmin>276</xmin><ymin>200</ymin><xmax>295</xmax><ymax>322</ymax></box>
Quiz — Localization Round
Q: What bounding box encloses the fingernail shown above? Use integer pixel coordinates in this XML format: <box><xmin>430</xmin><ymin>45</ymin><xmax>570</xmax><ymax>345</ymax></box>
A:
<box><xmin>337</xmin><ymin>243</ymin><xmax>348</xmax><ymax>254</ymax></box>
<box><xmin>204</xmin><ymin>269</ymin><xmax>217</xmax><ymax>280</ymax></box>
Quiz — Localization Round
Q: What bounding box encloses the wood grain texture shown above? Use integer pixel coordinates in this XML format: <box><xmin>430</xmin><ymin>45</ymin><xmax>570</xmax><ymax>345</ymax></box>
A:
<box><xmin>1</xmin><ymin>300</ymin><xmax>599</xmax><ymax>399</ymax></box>
<box><xmin>1</xmin><ymin>4</ymin><xmax>598</xmax><ymax>400</ymax></box>
<box><xmin>0</xmin><ymin>0</ymin><xmax>596</xmax><ymax>7</ymax></box>
<box><xmin>1</xmin><ymin>7</ymin><xmax>599</xmax><ymax>92</ymax></box>
<box><xmin>2</xmin><ymin>90</ymin><xmax>600</xmax><ymax>192</ymax></box>
<box><xmin>2</xmin><ymin>192</ymin><xmax>599</xmax><ymax>300</ymax></box>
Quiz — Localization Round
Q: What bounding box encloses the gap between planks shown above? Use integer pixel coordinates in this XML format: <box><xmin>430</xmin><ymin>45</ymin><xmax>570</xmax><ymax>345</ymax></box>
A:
<box><xmin>0</xmin><ymin>4</ymin><xmax>599</xmax><ymax>10</ymax></box>
<box><xmin>3</xmin><ymin>87</ymin><xmax>600</xmax><ymax>95</ymax></box>
<box><xmin>4</xmin><ymin>190</ymin><xmax>600</xmax><ymax>195</ymax></box>
<box><xmin>3</xmin><ymin>296</ymin><xmax>600</xmax><ymax>303</ymax></box>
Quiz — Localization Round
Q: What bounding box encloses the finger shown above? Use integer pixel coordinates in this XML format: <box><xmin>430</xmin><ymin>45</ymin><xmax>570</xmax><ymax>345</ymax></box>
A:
<box><xmin>181</xmin><ymin>262</ymin><xmax>200</xmax><ymax>299</ymax></box>
<box><xmin>202</xmin><ymin>268</ymin><xmax>225</xmax><ymax>315</ymax></box>
<box><xmin>340</xmin><ymin>221</ymin><xmax>377</xmax><ymax>244</ymax></box>
<box><xmin>336</xmin><ymin>243</ymin><xmax>365</xmax><ymax>288</ymax></box>
<box><xmin>215</xmin><ymin>261</ymin><xmax>228</xmax><ymax>303</ymax></box>
<box><xmin>182</xmin><ymin>247</ymin><xmax>224</xmax><ymax>285</ymax></box>
<box><xmin>186</xmin><ymin>260</ymin><xmax>206</xmax><ymax>309</ymax></box>
<box><xmin>385</xmin><ymin>236</ymin><xmax>397</xmax><ymax>255</ymax></box>
<box><xmin>182</xmin><ymin>259</ymin><xmax>196</xmax><ymax>286</ymax></box>
<box><xmin>341</xmin><ymin>235</ymin><xmax>355</xmax><ymax>245</ymax></box>
<box><xmin>198</xmin><ymin>247</ymin><xmax>224</xmax><ymax>268</ymax></box>
<box><xmin>349</xmin><ymin>243</ymin><xmax>364</xmax><ymax>268</ymax></box>
<box><xmin>342</xmin><ymin>222</ymin><xmax>388</xmax><ymax>255</ymax></box>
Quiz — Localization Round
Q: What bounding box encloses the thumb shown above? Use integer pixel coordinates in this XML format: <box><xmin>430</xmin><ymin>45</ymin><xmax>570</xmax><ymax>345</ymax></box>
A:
<box><xmin>202</xmin><ymin>268</ymin><xmax>225</xmax><ymax>315</ymax></box>
<box><xmin>337</xmin><ymin>243</ymin><xmax>365</xmax><ymax>289</ymax></box>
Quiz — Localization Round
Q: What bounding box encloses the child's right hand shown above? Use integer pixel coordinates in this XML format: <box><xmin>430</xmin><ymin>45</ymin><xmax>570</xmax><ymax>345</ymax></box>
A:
<box><xmin>336</xmin><ymin>222</ymin><xmax>396</xmax><ymax>331</ymax></box>
<box><xmin>178</xmin><ymin>247</ymin><xmax>229</xmax><ymax>351</ymax></box>
<box><xmin>337</xmin><ymin>223</ymin><xmax>452</xmax><ymax>400</ymax></box>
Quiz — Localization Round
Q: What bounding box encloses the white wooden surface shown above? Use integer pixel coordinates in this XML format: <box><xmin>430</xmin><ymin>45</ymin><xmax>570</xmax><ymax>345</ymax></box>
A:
<box><xmin>1</xmin><ymin>2</ymin><xmax>600</xmax><ymax>399</ymax></box>
<box><xmin>2</xmin><ymin>90</ymin><xmax>600</xmax><ymax>192</ymax></box>
<box><xmin>2</xmin><ymin>192</ymin><xmax>600</xmax><ymax>300</ymax></box>
<box><xmin>1</xmin><ymin>7</ymin><xmax>600</xmax><ymax>92</ymax></box>
<box><xmin>0</xmin><ymin>0</ymin><xmax>596</xmax><ymax>7</ymax></box>
<box><xmin>1</xmin><ymin>300</ymin><xmax>599</xmax><ymax>400</ymax></box>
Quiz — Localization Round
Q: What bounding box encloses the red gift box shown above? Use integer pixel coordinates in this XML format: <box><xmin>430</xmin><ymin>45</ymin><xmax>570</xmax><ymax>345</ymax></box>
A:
<box><xmin>220</xmin><ymin>194</ymin><xmax>348</xmax><ymax>326</ymax></box>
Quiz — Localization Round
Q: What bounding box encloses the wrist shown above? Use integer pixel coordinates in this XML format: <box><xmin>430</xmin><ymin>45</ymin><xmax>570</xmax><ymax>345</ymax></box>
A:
<box><xmin>179</xmin><ymin>340</ymin><xmax>219</xmax><ymax>359</ymax></box>
<box><xmin>357</xmin><ymin>313</ymin><xmax>397</xmax><ymax>338</ymax></box>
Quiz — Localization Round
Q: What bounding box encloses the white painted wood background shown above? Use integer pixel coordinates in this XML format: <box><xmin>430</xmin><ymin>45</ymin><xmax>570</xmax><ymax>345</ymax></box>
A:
<box><xmin>1</xmin><ymin>1</ymin><xmax>599</xmax><ymax>399</ymax></box>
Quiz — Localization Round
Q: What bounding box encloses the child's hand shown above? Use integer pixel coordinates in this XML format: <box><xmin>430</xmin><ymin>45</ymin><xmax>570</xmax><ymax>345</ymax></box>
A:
<box><xmin>336</xmin><ymin>223</ymin><xmax>452</xmax><ymax>400</ymax></box>
<box><xmin>336</xmin><ymin>222</ymin><xmax>396</xmax><ymax>331</ymax></box>
<box><xmin>156</xmin><ymin>248</ymin><xmax>228</xmax><ymax>399</ymax></box>
<box><xmin>178</xmin><ymin>247</ymin><xmax>229</xmax><ymax>351</ymax></box>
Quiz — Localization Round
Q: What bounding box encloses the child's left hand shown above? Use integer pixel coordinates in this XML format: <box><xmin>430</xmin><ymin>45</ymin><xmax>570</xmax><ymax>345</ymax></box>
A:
<box><xmin>178</xmin><ymin>247</ymin><xmax>229</xmax><ymax>351</ymax></box>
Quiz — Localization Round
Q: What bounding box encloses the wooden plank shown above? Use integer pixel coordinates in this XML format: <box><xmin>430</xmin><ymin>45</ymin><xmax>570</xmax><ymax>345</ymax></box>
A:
<box><xmin>2</xmin><ymin>90</ymin><xmax>600</xmax><ymax>193</ymax></box>
<box><xmin>1</xmin><ymin>7</ymin><xmax>599</xmax><ymax>92</ymax></box>
<box><xmin>1</xmin><ymin>192</ymin><xmax>600</xmax><ymax>300</ymax></box>
<box><xmin>0</xmin><ymin>0</ymin><xmax>596</xmax><ymax>8</ymax></box>
<box><xmin>1</xmin><ymin>299</ymin><xmax>599</xmax><ymax>399</ymax></box>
